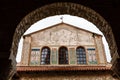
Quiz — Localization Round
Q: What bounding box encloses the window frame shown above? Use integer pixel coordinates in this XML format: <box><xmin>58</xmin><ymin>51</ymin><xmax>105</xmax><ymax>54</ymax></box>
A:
<box><xmin>58</xmin><ymin>46</ymin><xmax>69</xmax><ymax>65</ymax></box>
<box><xmin>40</xmin><ymin>47</ymin><xmax>51</xmax><ymax>65</ymax></box>
<box><xmin>30</xmin><ymin>48</ymin><xmax>40</xmax><ymax>65</ymax></box>
<box><xmin>76</xmin><ymin>46</ymin><xmax>87</xmax><ymax>64</ymax></box>
<box><xmin>87</xmin><ymin>48</ymin><xmax>97</xmax><ymax>64</ymax></box>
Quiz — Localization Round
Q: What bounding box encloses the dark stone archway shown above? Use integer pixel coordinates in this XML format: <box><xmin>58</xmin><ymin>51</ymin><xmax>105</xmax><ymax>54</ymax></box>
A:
<box><xmin>10</xmin><ymin>2</ymin><xmax>119</xmax><ymax>79</ymax></box>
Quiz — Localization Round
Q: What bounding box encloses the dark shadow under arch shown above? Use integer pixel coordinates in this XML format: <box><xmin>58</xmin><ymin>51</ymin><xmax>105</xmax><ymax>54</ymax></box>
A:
<box><xmin>59</xmin><ymin>46</ymin><xmax>68</xmax><ymax>64</ymax></box>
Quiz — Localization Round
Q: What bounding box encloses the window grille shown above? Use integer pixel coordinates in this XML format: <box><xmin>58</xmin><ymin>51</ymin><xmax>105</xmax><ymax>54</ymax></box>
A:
<box><xmin>41</xmin><ymin>47</ymin><xmax>50</xmax><ymax>65</ymax></box>
<box><xmin>76</xmin><ymin>47</ymin><xmax>86</xmax><ymax>64</ymax></box>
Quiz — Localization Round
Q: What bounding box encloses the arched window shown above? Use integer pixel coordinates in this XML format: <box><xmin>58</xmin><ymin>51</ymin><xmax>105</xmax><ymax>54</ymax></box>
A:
<box><xmin>40</xmin><ymin>47</ymin><xmax>50</xmax><ymax>65</ymax></box>
<box><xmin>76</xmin><ymin>47</ymin><xmax>86</xmax><ymax>64</ymax></box>
<box><xmin>59</xmin><ymin>46</ymin><xmax>68</xmax><ymax>64</ymax></box>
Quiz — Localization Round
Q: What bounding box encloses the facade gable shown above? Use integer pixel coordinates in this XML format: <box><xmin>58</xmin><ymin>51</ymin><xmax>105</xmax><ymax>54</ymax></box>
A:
<box><xmin>29</xmin><ymin>23</ymin><xmax>96</xmax><ymax>46</ymax></box>
<box><xmin>20</xmin><ymin>23</ymin><xmax>106</xmax><ymax>67</ymax></box>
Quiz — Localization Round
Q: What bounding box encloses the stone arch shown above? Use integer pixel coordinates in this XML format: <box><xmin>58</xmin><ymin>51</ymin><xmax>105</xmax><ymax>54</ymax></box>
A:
<box><xmin>11</xmin><ymin>2</ymin><xmax>117</xmax><ymax>66</ymax></box>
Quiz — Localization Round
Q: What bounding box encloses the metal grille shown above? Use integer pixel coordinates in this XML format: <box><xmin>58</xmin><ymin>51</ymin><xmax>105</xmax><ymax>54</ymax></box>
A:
<box><xmin>76</xmin><ymin>47</ymin><xmax>86</xmax><ymax>64</ymax></box>
<box><xmin>41</xmin><ymin>47</ymin><xmax>50</xmax><ymax>65</ymax></box>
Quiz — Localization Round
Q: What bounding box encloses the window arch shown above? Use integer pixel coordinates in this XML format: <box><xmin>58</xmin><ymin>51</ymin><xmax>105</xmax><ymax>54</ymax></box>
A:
<box><xmin>40</xmin><ymin>47</ymin><xmax>50</xmax><ymax>65</ymax></box>
<box><xmin>76</xmin><ymin>47</ymin><xmax>86</xmax><ymax>64</ymax></box>
<box><xmin>59</xmin><ymin>46</ymin><xmax>68</xmax><ymax>64</ymax></box>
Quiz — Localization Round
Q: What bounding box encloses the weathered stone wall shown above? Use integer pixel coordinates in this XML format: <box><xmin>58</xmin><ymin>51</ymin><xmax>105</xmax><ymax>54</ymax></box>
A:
<box><xmin>94</xmin><ymin>35</ymin><xmax>107</xmax><ymax>64</ymax></box>
<box><xmin>19</xmin><ymin>71</ymin><xmax>118</xmax><ymax>80</ymax></box>
<box><xmin>20</xmin><ymin>23</ymin><xmax>106</xmax><ymax>66</ymax></box>
<box><xmin>30</xmin><ymin>23</ymin><xmax>95</xmax><ymax>46</ymax></box>
<box><xmin>20</xmin><ymin>37</ymin><xmax>31</xmax><ymax>66</ymax></box>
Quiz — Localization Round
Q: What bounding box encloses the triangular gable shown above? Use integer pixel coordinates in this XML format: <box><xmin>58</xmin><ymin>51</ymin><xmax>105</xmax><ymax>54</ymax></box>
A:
<box><xmin>23</xmin><ymin>22</ymin><xmax>102</xmax><ymax>38</ymax></box>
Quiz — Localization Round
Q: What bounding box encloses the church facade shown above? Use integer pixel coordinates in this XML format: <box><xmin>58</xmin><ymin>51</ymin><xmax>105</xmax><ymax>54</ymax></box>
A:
<box><xmin>16</xmin><ymin>23</ymin><xmax>118</xmax><ymax>80</ymax></box>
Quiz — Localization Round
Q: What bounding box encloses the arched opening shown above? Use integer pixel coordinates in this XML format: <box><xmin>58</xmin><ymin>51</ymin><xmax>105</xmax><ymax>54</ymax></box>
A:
<box><xmin>10</xmin><ymin>2</ymin><xmax>119</xmax><ymax>79</ymax></box>
<box><xmin>41</xmin><ymin>47</ymin><xmax>50</xmax><ymax>65</ymax></box>
<box><xmin>76</xmin><ymin>46</ymin><xmax>86</xmax><ymax>64</ymax></box>
<box><xmin>59</xmin><ymin>46</ymin><xmax>68</xmax><ymax>64</ymax></box>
